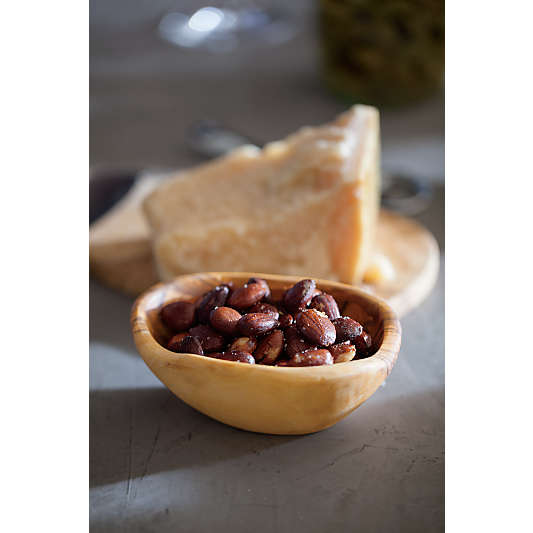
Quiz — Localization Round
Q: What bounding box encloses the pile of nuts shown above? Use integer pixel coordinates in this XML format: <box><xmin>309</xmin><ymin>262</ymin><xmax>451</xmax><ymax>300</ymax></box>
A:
<box><xmin>159</xmin><ymin>278</ymin><xmax>373</xmax><ymax>366</ymax></box>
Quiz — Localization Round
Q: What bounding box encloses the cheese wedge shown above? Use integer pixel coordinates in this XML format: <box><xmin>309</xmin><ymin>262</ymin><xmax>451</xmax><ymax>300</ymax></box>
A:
<box><xmin>143</xmin><ymin>105</ymin><xmax>381</xmax><ymax>284</ymax></box>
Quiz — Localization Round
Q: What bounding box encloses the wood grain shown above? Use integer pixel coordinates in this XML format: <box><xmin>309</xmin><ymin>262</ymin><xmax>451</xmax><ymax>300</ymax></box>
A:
<box><xmin>131</xmin><ymin>272</ymin><xmax>402</xmax><ymax>435</ymax></box>
<box><xmin>369</xmin><ymin>209</ymin><xmax>440</xmax><ymax>317</ymax></box>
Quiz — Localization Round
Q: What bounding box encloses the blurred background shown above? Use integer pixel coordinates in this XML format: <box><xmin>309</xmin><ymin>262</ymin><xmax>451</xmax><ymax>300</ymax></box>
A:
<box><xmin>90</xmin><ymin>0</ymin><xmax>444</xmax><ymax>197</ymax></box>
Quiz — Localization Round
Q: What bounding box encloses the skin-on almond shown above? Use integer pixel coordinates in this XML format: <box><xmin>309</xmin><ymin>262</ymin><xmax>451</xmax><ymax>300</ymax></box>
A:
<box><xmin>295</xmin><ymin>309</ymin><xmax>336</xmax><ymax>346</ymax></box>
<box><xmin>177</xmin><ymin>335</ymin><xmax>204</xmax><ymax>355</ymax></box>
<box><xmin>284</xmin><ymin>325</ymin><xmax>315</xmax><ymax>357</ymax></box>
<box><xmin>216</xmin><ymin>351</ymin><xmax>255</xmax><ymax>364</ymax></box>
<box><xmin>209</xmin><ymin>306</ymin><xmax>242</xmax><ymax>335</ymax></box>
<box><xmin>238</xmin><ymin>313</ymin><xmax>278</xmax><ymax>337</ymax></box>
<box><xmin>196</xmin><ymin>285</ymin><xmax>230</xmax><ymax>324</ymax></box>
<box><xmin>160</xmin><ymin>301</ymin><xmax>196</xmax><ymax>332</ymax></box>
<box><xmin>332</xmin><ymin>316</ymin><xmax>363</xmax><ymax>343</ymax></box>
<box><xmin>254</xmin><ymin>329</ymin><xmax>284</xmax><ymax>364</ymax></box>
<box><xmin>227</xmin><ymin>283</ymin><xmax>267</xmax><ymax>309</ymax></box>
<box><xmin>287</xmin><ymin>348</ymin><xmax>333</xmax><ymax>367</ymax></box>
<box><xmin>167</xmin><ymin>332</ymin><xmax>188</xmax><ymax>352</ymax></box>
<box><xmin>282</xmin><ymin>279</ymin><xmax>316</xmax><ymax>314</ymax></box>
<box><xmin>229</xmin><ymin>336</ymin><xmax>257</xmax><ymax>353</ymax></box>
<box><xmin>188</xmin><ymin>324</ymin><xmax>225</xmax><ymax>353</ymax></box>
<box><xmin>310</xmin><ymin>293</ymin><xmax>340</xmax><ymax>320</ymax></box>
<box><xmin>247</xmin><ymin>277</ymin><xmax>271</xmax><ymax>300</ymax></box>
<box><xmin>248</xmin><ymin>302</ymin><xmax>279</xmax><ymax>319</ymax></box>
<box><xmin>354</xmin><ymin>331</ymin><xmax>373</xmax><ymax>358</ymax></box>
<box><xmin>278</xmin><ymin>313</ymin><xmax>294</xmax><ymax>329</ymax></box>
<box><xmin>329</xmin><ymin>342</ymin><xmax>356</xmax><ymax>363</ymax></box>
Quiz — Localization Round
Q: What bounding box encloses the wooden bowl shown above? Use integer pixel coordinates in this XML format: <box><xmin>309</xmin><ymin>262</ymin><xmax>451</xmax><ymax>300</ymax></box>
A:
<box><xmin>131</xmin><ymin>273</ymin><xmax>402</xmax><ymax>435</ymax></box>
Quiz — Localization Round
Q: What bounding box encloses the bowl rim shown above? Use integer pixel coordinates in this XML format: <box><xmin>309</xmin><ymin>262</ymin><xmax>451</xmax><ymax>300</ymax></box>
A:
<box><xmin>131</xmin><ymin>272</ymin><xmax>402</xmax><ymax>379</ymax></box>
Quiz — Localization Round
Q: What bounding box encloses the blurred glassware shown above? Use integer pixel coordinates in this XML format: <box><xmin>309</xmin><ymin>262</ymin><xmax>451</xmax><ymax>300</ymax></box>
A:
<box><xmin>158</xmin><ymin>2</ymin><xmax>297</xmax><ymax>53</ymax></box>
<box><xmin>319</xmin><ymin>0</ymin><xmax>444</xmax><ymax>106</ymax></box>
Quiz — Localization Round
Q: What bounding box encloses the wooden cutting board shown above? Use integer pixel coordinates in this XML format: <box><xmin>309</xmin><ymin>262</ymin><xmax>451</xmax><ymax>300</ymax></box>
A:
<box><xmin>89</xmin><ymin>176</ymin><xmax>439</xmax><ymax>318</ymax></box>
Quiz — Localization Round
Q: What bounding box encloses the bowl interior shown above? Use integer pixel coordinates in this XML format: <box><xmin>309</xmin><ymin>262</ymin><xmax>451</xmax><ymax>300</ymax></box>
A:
<box><xmin>139</xmin><ymin>272</ymin><xmax>390</xmax><ymax>360</ymax></box>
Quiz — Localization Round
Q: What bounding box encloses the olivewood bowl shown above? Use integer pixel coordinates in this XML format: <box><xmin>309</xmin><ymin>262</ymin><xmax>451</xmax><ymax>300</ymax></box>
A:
<box><xmin>131</xmin><ymin>273</ymin><xmax>401</xmax><ymax>435</ymax></box>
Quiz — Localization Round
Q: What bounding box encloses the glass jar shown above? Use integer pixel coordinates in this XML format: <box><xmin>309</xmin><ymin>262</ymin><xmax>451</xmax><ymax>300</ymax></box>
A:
<box><xmin>319</xmin><ymin>0</ymin><xmax>444</xmax><ymax>106</ymax></box>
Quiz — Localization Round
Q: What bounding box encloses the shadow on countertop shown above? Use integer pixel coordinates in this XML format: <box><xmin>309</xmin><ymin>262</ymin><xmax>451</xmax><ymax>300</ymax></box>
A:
<box><xmin>90</xmin><ymin>385</ymin><xmax>443</xmax><ymax>533</ymax></box>
<box><xmin>90</xmin><ymin>385</ymin><xmax>443</xmax><ymax>488</ymax></box>
<box><xmin>90</xmin><ymin>387</ymin><xmax>300</xmax><ymax>488</ymax></box>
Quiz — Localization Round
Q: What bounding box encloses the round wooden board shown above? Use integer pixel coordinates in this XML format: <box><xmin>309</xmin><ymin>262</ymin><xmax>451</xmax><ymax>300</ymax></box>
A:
<box><xmin>90</xmin><ymin>206</ymin><xmax>439</xmax><ymax>318</ymax></box>
<box><xmin>368</xmin><ymin>209</ymin><xmax>440</xmax><ymax>317</ymax></box>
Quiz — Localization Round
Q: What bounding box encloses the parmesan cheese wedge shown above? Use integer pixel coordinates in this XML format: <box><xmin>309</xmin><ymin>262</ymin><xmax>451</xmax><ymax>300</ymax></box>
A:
<box><xmin>143</xmin><ymin>105</ymin><xmax>381</xmax><ymax>284</ymax></box>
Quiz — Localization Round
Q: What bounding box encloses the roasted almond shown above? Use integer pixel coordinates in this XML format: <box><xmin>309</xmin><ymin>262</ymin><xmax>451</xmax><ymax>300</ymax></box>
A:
<box><xmin>332</xmin><ymin>317</ymin><xmax>363</xmax><ymax>343</ymax></box>
<box><xmin>216</xmin><ymin>351</ymin><xmax>255</xmax><ymax>364</ymax></box>
<box><xmin>228</xmin><ymin>336</ymin><xmax>257</xmax><ymax>353</ymax></box>
<box><xmin>282</xmin><ymin>279</ymin><xmax>316</xmax><ymax>314</ymax></box>
<box><xmin>247</xmin><ymin>277</ymin><xmax>271</xmax><ymax>300</ymax></box>
<box><xmin>249</xmin><ymin>302</ymin><xmax>279</xmax><ymax>319</ymax></box>
<box><xmin>160</xmin><ymin>301</ymin><xmax>196</xmax><ymax>332</ymax></box>
<box><xmin>176</xmin><ymin>335</ymin><xmax>204</xmax><ymax>355</ymax></box>
<box><xmin>227</xmin><ymin>283</ymin><xmax>267</xmax><ymax>309</ymax></box>
<box><xmin>238</xmin><ymin>313</ymin><xmax>278</xmax><ymax>337</ymax></box>
<box><xmin>278</xmin><ymin>313</ymin><xmax>294</xmax><ymax>329</ymax></box>
<box><xmin>209</xmin><ymin>306</ymin><xmax>242</xmax><ymax>336</ymax></box>
<box><xmin>196</xmin><ymin>285</ymin><xmax>230</xmax><ymax>324</ymax></box>
<box><xmin>220</xmin><ymin>281</ymin><xmax>235</xmax><ymax>295</ymax></box>
<box><xmin>167</xmin><ymin>332</ymin><xmax>188</xmax><ymax>352</ymax></box>
<box><xmin>188</xmin><ymin>324</ymin><xmax>225</xmax><ymax>353</ymax></box>
<box><xmin>329</xmin><ymin>342</ymin><xmax>356</xmax><ymax>363</ymax></box>
<box><xmin>254</xmin><ymin>329</ymin><xmax>284</xmax><ymax>364</ymax></box>
<box><xmin>310</xmin><ymin>293</ymin><xmax>340</xmax><ymax>320</ymax></box>
<box><xmin>354</xmin><ymin>331</ymin><xmax>373</xmax><ymax>358</ymax></box>
<box><xmin>295</xmin><ymin>309</ymin><xmax>336</xmax><ymax>346</ymax></box>
<box><xmin>284</xmin><ymin>325</ymin><xmax>315</xmax><ymax>357</ymax></box>
<box><xmin>287</xmin><ymin>348</ymin><xmax>333</xmax><ymax>367</ymax></box>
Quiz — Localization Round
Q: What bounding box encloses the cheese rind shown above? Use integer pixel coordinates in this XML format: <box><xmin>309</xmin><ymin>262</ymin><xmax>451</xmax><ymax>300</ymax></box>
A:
<box><xmin>143</xmin><ymin>105</ymin><xmax>381</xmax><ymax>284</ymax></box>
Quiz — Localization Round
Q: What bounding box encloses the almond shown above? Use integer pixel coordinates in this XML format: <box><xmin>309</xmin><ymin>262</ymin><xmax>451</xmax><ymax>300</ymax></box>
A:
<box><xmin>227</xmin><ymin>283</ymin><xmax>267</xmax><ymax>309</ymax></box>
<box><xmin>284</xmin><ymin>325</ymin><xmax>314</xmax><ymax>357</ymax></box>
<box><xmin>247</xmin><ymin>277</ymin><xmax>271</xmax><ymax>300</ymax></box>
<box><xmin>310</xmin><ymin>293</ymin><xmax>340</xmax><ymax>320</ymax></box>
<box><xmin>167</xmin><ymin>332</ymin><xmax>188</xmax><ymax>352</ymax></box>
<box><xmin>196</xmin><ymin>285</ymin><xmax>230</xmax><ymax>324</ymax></box>
<box><xmin>188</xmin><ymin>324</ymin><xmax>225</xmax><ymax>353</ymax></box>
<box><xmin>176</xmin><ymin>335</ymin><xmax>204</xmax><ymax>355</ymax></box>
<box><xmin>354</xmin><ymin>331</ymin><xmax>373</xmax><ymax>358</ymax></box>
<box><xmin>282</xmin><ymin>279</ymin><xmax>316</xmax><ymax>314</ymax></box>
<box><xmin>209</xmin><ymin>306</ymin><xmax>242</xmax><ymax>335</ymax></box>
<box><xmin>229</xmin><ymin>336</ymin><xmax>257</xmax><ymax>353</ymax></box>
<box><xmin>287</xmin><ymin>348</ymin><xmax>333</xmax><ymax>366</ymax></box>
<box><xmin>249</xmin><ymin>302</ymin><xmax>279</xmax><ymax>319</ymax></box>
<box><xmin>278</xmin><ymin>313</ymin><xmax>294</xmax><ymax>329</ymax></box>
<box><xmin>329</xmin><ymin>342</ymin><xmax>356</xmax><ymax>363</ymax></box>
<box><xmin>254</xmin><ymin>329</ymin><xmax>284</xmax><ymax>364</ymax></box>
<box><xmin>238</xmin><ymin>313</ymin><xmax>278</xmax><ymax>337</ymax></box>
<box><xmin>160</xmin><ymin>301</ymin><xmax>196</xmax><ymax>332</ymax></box>
<box><xmin>332</xmin><ymin>317</ymin><xmax>363</xmax><ymax>343</ymax></box>
<box><xmin>295</xmin><ymin>309</ymin><xmax>336</xmax><ymax>346</ymax></box>
<box><xmin>216</xmin><ymin>351</ymin><xmax>255</xmax><ymax>364</ymax></box>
